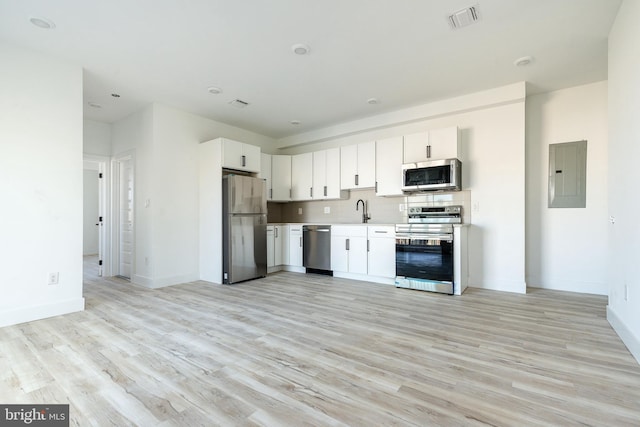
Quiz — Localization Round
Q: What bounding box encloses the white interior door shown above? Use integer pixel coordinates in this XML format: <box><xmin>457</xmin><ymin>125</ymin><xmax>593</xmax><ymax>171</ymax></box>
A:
<box><xmin>83</xmin><ymin>156</ymin><xmax>109</xmax><ymax>278</ymax></box>
<box><xmin>115</xmin><ymin>155</ymin><xmax>134</xmax><ymax>279</ymax></box>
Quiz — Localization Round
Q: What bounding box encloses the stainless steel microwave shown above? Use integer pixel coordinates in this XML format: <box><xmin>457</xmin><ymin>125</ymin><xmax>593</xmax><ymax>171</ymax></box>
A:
<box><xmin>402</xmin><ymin>158</ymin><xmax>461</xmax><ymax>192</ymax></box>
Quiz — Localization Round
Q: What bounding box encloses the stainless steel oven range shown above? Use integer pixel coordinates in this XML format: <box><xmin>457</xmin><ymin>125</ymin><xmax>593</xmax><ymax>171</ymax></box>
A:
<box><xmin>395</xmin><ymin>206</ymin><xmax>462</xmax><ymax>294</ymax></box>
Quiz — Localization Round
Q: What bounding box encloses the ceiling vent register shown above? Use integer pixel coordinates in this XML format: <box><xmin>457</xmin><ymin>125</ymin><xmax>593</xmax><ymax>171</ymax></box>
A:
<box><xmin>229</xmin><ymin>99</ymin><xmax>250</xmax><ymax>109</ymax></box>
<box><xmin>448</xmin><ymin>5</ymin><xmax>481</xmax><ymax>29</ymax></box>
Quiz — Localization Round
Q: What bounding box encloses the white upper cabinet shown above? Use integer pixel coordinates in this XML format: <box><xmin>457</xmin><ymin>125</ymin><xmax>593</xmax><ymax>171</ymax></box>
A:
<box><xmin>340</xmin><ymin>141</ymin><xmax>375</xmax><ymax>190</ymax></box>
<box><xmin>271</xmin><ymin>155</ymin><xmax>292</xmax><ymax>202</ymax></box>
<box><xmin>221</xmin><ymin>138</ymin><xmax>261</xmax><ymax>172</ymax></box>
<box><xmin>313</xmin><ymin>148</ymin><xmax>342</xmax><ymax>199</ymax></box>
<box><xmin>259</xmin><ymin>153</ymin><xmax>272</xmax><ymax>200</ymax></box>
<box><xmin>291</xmin><ymin>152</ymin><xmax>313</xmax><ymax>201</ymax></box>
<box><xmin>403</xmin><ymin>126</ymin><xmax>459</xmax><ymax>163</ymax></box>
<box><xmin>375</xmin><ymin>136</ymin><xmax>404</xmax><ymax>196</ymax></box>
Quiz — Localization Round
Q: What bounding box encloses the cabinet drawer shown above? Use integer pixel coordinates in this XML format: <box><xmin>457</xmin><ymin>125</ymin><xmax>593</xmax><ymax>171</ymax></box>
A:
<box><xmin>367</xmin><ymin>226</ymin><xmax>395</xmax><ymax>238</ymax></box>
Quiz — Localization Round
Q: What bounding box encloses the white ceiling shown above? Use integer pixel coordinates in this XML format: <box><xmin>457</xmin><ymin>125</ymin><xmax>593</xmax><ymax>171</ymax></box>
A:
<box><xmin>0</xmin><ymin>0</ymin><xmax>622</xmax><ymax>139</ymax></box>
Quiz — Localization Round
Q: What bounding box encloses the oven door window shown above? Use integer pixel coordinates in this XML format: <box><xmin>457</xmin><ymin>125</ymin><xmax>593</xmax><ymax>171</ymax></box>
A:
<box><xmin>396</xmin><ymin>237</ymin><xmax>453</xmax><ymax>282</ymax></box>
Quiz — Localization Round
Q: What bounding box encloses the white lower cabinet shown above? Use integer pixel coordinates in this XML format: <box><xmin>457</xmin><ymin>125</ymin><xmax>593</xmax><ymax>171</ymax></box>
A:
<box><xmin>366</xmin><ymin>226</ymin><xmax>396</xmax><ymax>279</ymax></box>
<box><xmin>331</xmin><ymin>226</ymin><xmax>368</xmax><ymax>275</ymax></box>
<box><xmin>267</xmin><ymin>226</ymin><xmax>275</xmax><ymax>267</ymax></box>
<box><xmin>267</xmin><ymin>225</ymin><xmax>285</xmax><ymax>273</ymax></box>
<box><xmin>287</xmin><ymin>224</ymin><xmax>304</xmax><ymax>271</ymax></box>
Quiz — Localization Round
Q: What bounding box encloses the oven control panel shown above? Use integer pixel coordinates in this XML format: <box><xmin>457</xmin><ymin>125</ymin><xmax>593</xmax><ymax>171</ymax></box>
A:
<box><xmin>407</xmin><ymin>205</ymin><xmax>462</xmax><ymax>224</ymax></box>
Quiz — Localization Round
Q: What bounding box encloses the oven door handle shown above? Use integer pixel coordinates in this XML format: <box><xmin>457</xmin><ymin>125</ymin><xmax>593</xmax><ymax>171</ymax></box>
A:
<box><xmin>396</xmin><ymin>233</ymin><xmax>453</xmax><ymax>241</ymax></box>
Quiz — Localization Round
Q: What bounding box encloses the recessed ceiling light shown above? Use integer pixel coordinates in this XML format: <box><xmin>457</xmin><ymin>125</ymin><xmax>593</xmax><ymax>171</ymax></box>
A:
<box><xmin>290</xmin><ymin>120</ymin><xmax>301</xmax><ymax>125</ymax></box>
<box><xmin>111</xmin><ymin>93</ymin><xmax>121</xmax><ymax>98</ymax></box>
<box><xmin>207</xmin><ymin>86</ymin><xmax>222</xmax><ymax>95</ymax></box>
<box><xmin>291</xmin><ymin>44</ymin><xmax>310</xmax><ymax>55</ymax></box>
<box><xmin>88</xmin><ymin>102</ymin><xmax>102</xmax><ymax>109</ymax></box>
<box><xmin>514</xmin><ymin>56</ymin><xmax>533</xmax><ymax>67</ymax></box>
<box><xmin>367</xmin><ymin>98</ymin><xmax>379</xmax><ymax>105</ymax></box>
<box><xmin>29</xmin><ymin>17</ymin><xmax>56</xmax><ymax>29</ymax></box>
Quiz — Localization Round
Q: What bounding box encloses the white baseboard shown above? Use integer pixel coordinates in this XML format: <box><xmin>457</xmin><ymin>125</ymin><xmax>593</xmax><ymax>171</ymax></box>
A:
<box><xmin>607</xmin><ymin>306</ymin><xmax>640</xmax><ymax>365</ymax></box>
<box><xmin>0</xmin><ymin>298</ymin><xmax>85</xmax><ymax>328</ymax></box>
<box><xmin>469</xmin><ymin>279</ymin><xmax>527</xmax><ymax>294</ymax></box>
<box><xmin>333</xmin><ymin>271</ymin><xmax>394</xmax><ymax>285</ymax></box>
<box><xmin>132</xmin><ymin>273</ymin><xmax>199</xmax><ymax>289</ymax></box>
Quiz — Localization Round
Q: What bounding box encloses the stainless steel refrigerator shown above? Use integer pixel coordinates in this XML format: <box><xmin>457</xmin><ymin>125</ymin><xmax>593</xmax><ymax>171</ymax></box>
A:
<box><xmin>222</xmin><ymin>174</ymin><xmax>267</xmax><ymax>284</ymax></box>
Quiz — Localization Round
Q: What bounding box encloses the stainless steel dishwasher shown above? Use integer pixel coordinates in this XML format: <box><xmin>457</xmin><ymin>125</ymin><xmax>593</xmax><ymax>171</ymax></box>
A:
<box><xmin>303</xmin><ymin>225</ymin><xmax>332</xmax><ymax>272</ymax></box>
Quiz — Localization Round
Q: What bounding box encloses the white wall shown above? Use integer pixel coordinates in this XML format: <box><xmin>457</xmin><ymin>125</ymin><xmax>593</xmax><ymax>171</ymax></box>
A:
<box><xmin>111</xmin><ymin>105</ymin><xmax>154</xmax><ymax>283</ymax></box>
<box><xmin>83</xmin><ymin>168</ymin><xmax>99</xmax><ymax>255</ymax></box>
<box><xmin>526</xmin><ymin>82</ymin><xmax>608</xmax><ymax>295</ymax></box>
<box><xmin>0</xmin><ymin>43</ymin><xmax>84</xmax><ymax>327</ymax></box>
<box><xmin>83</xmin><ymin>119</ymin><xmax>112</xmax><ymax>156</ymax></box>
<box><xmin>111</xmin><ymin>103</ymin><xmax>275</xmax><ymax>287</ymax></box>
<box><xmin>279</xmin><ymin>84</ymin><xmax>527</xmax><ymax>293</ymax></box>
<box><xmin>607</xmin><ymin>0</ymin><xmax>640</xmax><ymax>363</ymax></box>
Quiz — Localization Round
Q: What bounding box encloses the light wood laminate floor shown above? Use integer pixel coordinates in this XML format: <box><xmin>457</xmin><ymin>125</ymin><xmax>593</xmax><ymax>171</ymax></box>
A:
<box><xmin>1</xmin><ymin>260</ymin><xmax>639</xmax><ymax>426</ymax></box>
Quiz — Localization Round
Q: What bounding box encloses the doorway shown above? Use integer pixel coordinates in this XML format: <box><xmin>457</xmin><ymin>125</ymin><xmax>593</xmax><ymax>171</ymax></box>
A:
<box><xmin>83</xmin><ymin>156</ymin><xmax>109</xmax><ymax>278</ymax></box>
<box><xmin>113</xmin><ymin>153</ymin><xmax>134</xmax><ymax>280</ymax></box>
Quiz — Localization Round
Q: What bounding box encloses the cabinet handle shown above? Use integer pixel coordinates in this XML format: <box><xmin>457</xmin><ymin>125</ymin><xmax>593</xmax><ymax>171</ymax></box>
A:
<box><xmin>300</xmin><ymin>236</ymin><xmax>302</xmax><ymax>247</ymax></box>
<box><xmin>310</xmin><ymin>187</ymin><xmax>313</xmax><ymax>197</ymax></box>
<box><xmin>289</xmin><ymin>188</ymin><xmax>292</xmax><ymax>198</ymax></box>
<box><xmin>346</xmin><ymin>238</ymin><xmax>350</xmax><ymax>251</ymax></box>
<box><xmin>426</xmin><ymin>145</ymin><xmax>431</xmax><ymax>158</ymax></box>
<box><xmin>270</xmin><ymin>188</ymin><xmax>273</xmax><ymax>199</ymax></box>
<box><xmin>275</xmin><ymin>227</ymin><xmax>278</xmax><ymax>238</ymax></box>
<box><xmin>367</xmin><ymin>240</ymin><xmax>370</xmax><ymax>252</ymax></box>
<box><xmin>324</xmin><ymin>185</ymin><xmax>327</xmax><ymax>196</ymax></box>
<box><xmin>242</xmin><ymin>155</ymin><xmax>246</xmax><ymax>167</ymax></box>
<box><xmin>355</xmin><ymin>174</ymin><xmax>359</xmax><ymax>186</ymax></box>
<box><xmin>375</xmin><ymin>182</ymin><xmax>378</xmax><ymax>193</ymax></box>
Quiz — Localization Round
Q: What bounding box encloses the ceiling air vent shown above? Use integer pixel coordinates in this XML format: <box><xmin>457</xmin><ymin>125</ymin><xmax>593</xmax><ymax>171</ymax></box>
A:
<box><xmin>448</xmin><ymin>5</ymin><xmax>481</xmax><ymax>30</ymax></box>
<box><xmin>229</xmin><ymin>99</ymin><xmax>250</xmax><ymax>109</ymax></box>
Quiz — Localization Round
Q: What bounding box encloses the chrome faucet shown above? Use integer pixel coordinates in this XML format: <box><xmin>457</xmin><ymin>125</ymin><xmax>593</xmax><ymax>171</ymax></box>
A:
<box><xmin>356</xmin><ymin>199</ymin><xmax>371</xmax><ymax>223</ymax></box>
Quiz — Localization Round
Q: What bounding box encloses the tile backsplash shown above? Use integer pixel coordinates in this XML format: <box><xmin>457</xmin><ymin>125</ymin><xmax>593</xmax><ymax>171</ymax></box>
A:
<box><xmin>269</xmin><ymin>189</ymin><xmax>471</xmax><ymax>225</ymax></box>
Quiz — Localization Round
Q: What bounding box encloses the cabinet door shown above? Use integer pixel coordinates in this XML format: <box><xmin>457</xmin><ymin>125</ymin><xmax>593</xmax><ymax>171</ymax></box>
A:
<box><xmin>291</xmin><ymin>153</ymin><xmax>313</xmax><ymax>200</ymax></box>
<box><xmin>288</xmin><ymin>226</ymin><xmax>303</xmax><ymax>267</ymax></box>
<box><xmin>349</xmin><ymin>236</ymin><xmax>368</xmax><ymax>275</ymax></box>
<box><xmin>274</xmin><ymin>226</ymin><xmax>283</xmax><ymax>266</ymax></box>
<box><xmin>280</xmin><ymin>225</ymin><xmax>290</xmax><ymax>265</ymax></box>
<box><xmin>221</xmin><ymin>139</ymin><xmax>261</xmax><ymax>172</ymax></box>
<box><xmin>403</xmin><ymin>131</ymin><xmax>430</xmax><ymax>163</ymax></box>
<box><xmin>222</xmin><ymin>139</ymin><xmax>244</xmax><ymax>170</ymax></box>
<box><xmin>330</xmin><ymin>235</ymin><xmax>349</xmax><ymax>273</ymax></box>
<box><xmin>325</xmin><ymin>148</ymin><xmax>342</xmax><ymax>198</ymax></box>
<box><xmin>266</xmin><ymin>226</ymin><xmax>275</xmax><ymax>267</ymax></box>
<box><xmin>272</xmin><ymin>155</ymin><xmax>292</xmax><ymax>201</ymax></box>
<box><xmin>367</xmin><ymin>226</ymin><xmax>395</xmax><ymax>278</ymax></box>
<box><xmin>259</xmin><ymin>153</ymin><xmax>273</xmax><ymax>200</ymax></box>
<box><xmin>357</xmin><ymin>141</ymin><xmax>376</xmax><ymax>188</ymax></box>
<box><xmin>428</xmin><ymin>126</ymin><xmax>459</xmax><ymax>160</ymax></box>
<box><xmin>312</xmin><ymin>150</ymin><xmax>327</xmax><ymax>200</ymax></box>
<box><xmin>243</xmin><ymin>143</ymin><xmax>261</xmax><ymax>173</ymax></box>
<box><xmin>340</xmin><ymin>144</ymin><xmax>358</xmax><ymax>189</ymax></box>
<box><xmin>375</xmin><ymin>136</ymin><xmax>404</xmax><ymax>196</ymax></box>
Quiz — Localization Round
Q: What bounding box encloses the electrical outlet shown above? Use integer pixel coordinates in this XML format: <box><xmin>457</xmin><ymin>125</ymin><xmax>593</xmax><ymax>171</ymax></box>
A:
<box><xmin>399</xmin><ymin>204</ymin><xmax>405</xmax><ymax>212</ymax></box>
<box><xmin>48</xmin><ymin>272</ymin><xmax>59</xmax><ymax>286</ymax></box>
<box><xmin>298</xmin><ymin>208</ymin><xmax>303</xmax><ymax>215</ymax></box>
<box><xmin>324</xmin><ymin>207</ymin><xmax>330</xmax><ymax>214</ymax></box>
<box><xmin>473</xmin><ymin>201</ymin><xmax>480</xmax><ymax>212</ymax></box>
